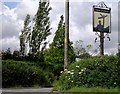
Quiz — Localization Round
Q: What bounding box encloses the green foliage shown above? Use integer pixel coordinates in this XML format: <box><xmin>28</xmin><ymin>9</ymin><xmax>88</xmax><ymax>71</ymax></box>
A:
<box><xmin>0</xmin><ymin>61</ymin><xmax>1</xmax><ymax>87</ymax></box>
<box><xmin>53</xmin><ymin>80</ymin><xmax>61</xmax><ymax>91</ymax></box>
<box><xmin>28</xmin><ymin>1</ymin><xmax>52</xmax><ymax>56</ymax></box>
<box><xmin>2</xmin><ymin>60</ymin><xmax>55</xmax><ymax>88</ymax></box>
<box><xmin>74</xmin><ymin>40</ymin><xmax>92</xmax><ymax>59</ymax></box>
<box><xmin>2</xmin><ymin>48</ymin><xmax>12</xmax><ymax>60</ymax></box>
<box><xmin>50</xmin><ymin>15</ymin><xmax>75</xmax><ymax>64</ymax></box>
<box><xmin>44</xmin><ymin>48</ymin><xmax>64</xmax><ymax>78</ymax></box>
<box><xmin>19</xmin><ymin>0</ymin><xmax>52</xmax><ymax>60</ymax></box>
<box><xmin>44</xmin><ymin>15</ymin><xmax>75</xmax><ymax>78</ymax></box>
<box><xmin>59</xmin><ymin>55</ymin><xmax>119</xmax><ymax>90</ymax></box>
<box><xmin>50</xmin><ymin>15</ymin><xmax>64</xmax><ymax>49</ymax></box>
<box><xmin>78</xmin><ymin>53</ymin><xmax>91</xmax><ymax>59</ymax></box>
<box><xmin>20</xmin><ymin>14</ymin><xmax>31</xmax><ymax>56</ymax></box>
<box><xmin>65</xmin><ymin>87</ymin><xmax>119</xmax><ymax>92</ymax></box>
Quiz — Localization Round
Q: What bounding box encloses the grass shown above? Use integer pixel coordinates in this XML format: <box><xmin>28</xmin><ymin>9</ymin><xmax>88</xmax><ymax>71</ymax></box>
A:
<box><xmin>64</xmin><ymin>87</ymin><xmax>119</xmax><ymax>92</ymax></box>
<box><xmin>52</xmin><ymin>81</ymin><xmax>119</xmax><ymax>92</ymax></box>
<box><xmin>52</xmin><ymin>80</ymin><xmax>61</xmax><ymax>91</ymax></box>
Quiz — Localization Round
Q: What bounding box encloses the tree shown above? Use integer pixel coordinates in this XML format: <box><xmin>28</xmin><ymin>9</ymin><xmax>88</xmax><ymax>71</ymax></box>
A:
<box><xmin>28</xmin><ymin>0</ymin><xmax>52</xmax><ymax>57</ymax></box>
<box><xmin>51</xmin><ymin>15</ymin><xmax>75</xmax><ymax>63</ymax></box>
<box><xmin>2</xmin><ymin>48</ymin><xmax>12</xmax><ymax>60</ymax></box>
<box><xmin>74</xmin><ymin>40</ymin><xmax>92</xmax><ymax>59</ymax></box>
<box><xmin>50</xmin><ymin>15</ymin><xmax>75</xmax><ymax>63</ymax></box>
<box><xmin>20</xmin><ymin>14</ymin><xmax>31</xmax><ymax>56</ymax></box>
<box><xmin>116</xmin><ymin>41</ymin><xmax>120</xmax><ymax>56</ymax></box>
<box><xmin>44</xmin><ymin>15</ymin><xmax>75</xmax><ymax>78</ymax></box>
<box><xmin>50</xmin><ymin>15</ymin><xmax>64</xmax><ymax>49</ymax></box>
<box><xmin>13</xmin><ymin>50</ymin><xmax>20</xmax><ymax>57</ymax></box>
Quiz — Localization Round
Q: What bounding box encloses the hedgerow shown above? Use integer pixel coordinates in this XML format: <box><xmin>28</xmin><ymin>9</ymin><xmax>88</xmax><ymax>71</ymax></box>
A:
<box><xmin>2</xmin><ymin>60</ymin><xmax>55</xmax><ymax>88</ymax></box>
<box><xmin>59</xmin><ymin>55</ymin><xmax>119</xmax><ymax>90</ymax></box>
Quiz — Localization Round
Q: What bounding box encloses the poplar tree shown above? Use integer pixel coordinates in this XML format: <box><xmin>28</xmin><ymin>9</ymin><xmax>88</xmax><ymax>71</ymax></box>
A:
<box><xmin>44</xmin><ymin>15</ymin><xmax>75</xmax><ymax>77</ymax></box>
<box><xmin>54</xmin><ymin>15</ymin><xmax>75</xmax><ymax>63</ymax></box>
<box><xmin>20</xmin><ymin>14</ymin><xmax>30</xmax><ymax>56</ymax></box>
<box><xmin>29</xmin><ymin>0</ymin><xmax>51</xmax><ymax>56</ymax></box>
<box><xmin>50</xmin><ymin>15</ymin><xmax>64</xmax><ymax>49</ymax></box>
<box><xmin>49</xmin><ymin>15</ymin><xmax>75</xmax><ymax>64</ymax></box>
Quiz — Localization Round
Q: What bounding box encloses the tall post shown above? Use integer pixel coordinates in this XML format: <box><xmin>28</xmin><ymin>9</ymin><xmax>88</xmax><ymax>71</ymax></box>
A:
<box><xmin>64</xmin><ymin>0</ymin><xmax>69</xmax><ymax>70</ymax></box>
<box><xmin>100</xmin><ymin>32</ymin><xmax>104</xmax><ymax>55</ymax></box>
<box><xmin>93</xmin><ymin>2</ymin><xmax>111</xmax><ymax>56</ymax></box>
<box><xmin>100</xmin><ymin>17</ymin><xmax>105</xmax><ymax>56</ymax></box>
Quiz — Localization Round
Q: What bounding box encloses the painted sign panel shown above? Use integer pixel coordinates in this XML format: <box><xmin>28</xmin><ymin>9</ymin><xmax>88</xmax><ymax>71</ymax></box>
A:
<box><xmin>93</xmin><ymin>7</ymin><xmax>111</xmax><ymax>33</ymax></box>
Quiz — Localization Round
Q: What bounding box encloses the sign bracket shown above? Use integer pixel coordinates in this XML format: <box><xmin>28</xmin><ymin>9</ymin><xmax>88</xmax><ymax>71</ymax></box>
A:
<box><xmin>93</xmin><ymin>2</ymin><xmax>111</xmax><ymax>56</ymax></box>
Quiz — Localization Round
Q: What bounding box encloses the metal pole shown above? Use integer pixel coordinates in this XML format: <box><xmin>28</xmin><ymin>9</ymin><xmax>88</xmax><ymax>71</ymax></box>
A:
<box><xmin>64</xmin><ymin>0</ymin><xmax>69</xmax><ymax>70</ymax></box>
<box><xmin>100</xmin><ymin>32</ymin><xmax>104</xmax><ymax>55</ymax></box>
<box><xmin>100</xmin><ymin>18</ymin><xmax>105</xmax><ymax>56</ymax></box>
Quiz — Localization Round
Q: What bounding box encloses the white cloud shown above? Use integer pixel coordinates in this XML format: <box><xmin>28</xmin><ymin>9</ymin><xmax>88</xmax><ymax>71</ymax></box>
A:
<box><xmin>14</xmin><ymin>0</ymin><xmax>39</xmax><ymax>20</ymax></box>
<box><xmin>1</xmin><ymin>36</ymin><xmax>20</xmax><ymax>52</ymax></box>
<box><xmin>1</xmin><ymin>0</ymin><xmax>118</xmax><ymax>55</ymax></box>
<box><xmin>2</xmin><ymin>14</ymin><xmax>20</xmax><ymax>38</ymax></box>
<box><xmin>1</xmin><ymin>4</ymin><xmax>21</xmax><ymax>51</ymax></box>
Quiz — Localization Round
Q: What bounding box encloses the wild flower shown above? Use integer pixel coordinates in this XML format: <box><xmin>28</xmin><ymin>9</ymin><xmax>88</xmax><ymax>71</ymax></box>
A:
<box><xmin>70</xmin><ymin>72</ymin><xmax>74</xmax><ymax>75</ymax></box>
<box><xmin>64</xmin><ymin>69</ymin><xmax>67</xmax><ymax>71</ymax></box>
<box><xmin>71</xmin><ymin>80</ymin><xmax>73</xmax><ymax>83</ymax></box>
<box><xmin>84</xmin><ymin>68</ymin><xmax>86</xmax><ymax>70</ymax></box>
<box><xmin>67</xmin><ymin>71</ymin><xmax>71</xmax><ymax>74</ymax></box>
<box><xmin>71</xmin><ymin>70</ymin><xmax>74</xmax><ymax>72</ymax></box>
<box><xmin>79</xmin><ymin>72</ymin><xmax>82</xmax><ymax>74</ymax></box>
<box><xmin>68</xmin><ymin>78</ymin><xmax>71</xmax><ymax>80</ymax></box>
<box><xmin>76</xmin><ymin>65</ymin><xmax>79</xmax><ymax>68</ymax></box>
<box><xmin>81</xmin><ymin>69</ymin><xmax>84</xmax><ymax>72</ymax></box>
<box><xmin>114</xmin><ymin>82</ymin><xmax>116</xmax><ymax>85</ymax></box>
<box><xmin>60</xmin><ymin>71</ymin><xmax>63</xmax><ymax>73</ymax></box>
<box><xmin>81</xmin><ymin>68</ymin><xmax>86</xmax><ymax>72</ymax></box>
<box><xmin>65</xmin><ymin>76</ymin><xmax>68</xmax><ymax>78</ymax></box>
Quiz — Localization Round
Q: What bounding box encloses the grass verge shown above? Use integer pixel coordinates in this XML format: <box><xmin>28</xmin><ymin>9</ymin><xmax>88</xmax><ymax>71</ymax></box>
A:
<box><xmin>64</xmin><ymin>87</ymin><xmax>119</xmax><ymax>92</ymax></box>
<box><xmin>52</xmin><ymin>80</ymin><xmax>61</xmax><ymax>91</ymax></box>
<box><xmin>52</xmin><ymin>81</ymin><xmax>119</xmax><ymax>92</ymax></box>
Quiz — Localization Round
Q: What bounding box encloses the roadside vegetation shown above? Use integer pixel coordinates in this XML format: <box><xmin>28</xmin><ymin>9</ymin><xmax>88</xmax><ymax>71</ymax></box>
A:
<box><xmin>1</xmin><ymin>0</ymin><xmax>75</xmax><ymax>88</ymax></box>
<box><xmin>64</xmin><ymin>87</ymin><xmax>119</xmax><ymax>92</ymax></box>
<box><xmin>2</xmin><ymin>60</ymin><xmax>55</xmax><ymax>88</ymax></box>
<box><xmin>1</xmin><ymin>0</ymin><xmax>120</xmax><ymax>92</ymax></box>
<box><xmin>53</xmin><ymin>55</ymin><xmax>119</xmax><ymax>92</ymax></box>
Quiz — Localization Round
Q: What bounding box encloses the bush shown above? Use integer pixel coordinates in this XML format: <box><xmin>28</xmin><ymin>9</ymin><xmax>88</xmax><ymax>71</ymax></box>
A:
<box><xmin>2</xmin><ymin>48</ymin><xmax>12</xmax><ymax>60</ymax></box>
<box><xmin>59</xmin><ymin>55</ymin><xmax>119</xmax><ymax>90</ymax></box>
<box><xmin>2</xmin><ymin>60</ymin><xmax>55</xmax><ymax>88</ymax></box>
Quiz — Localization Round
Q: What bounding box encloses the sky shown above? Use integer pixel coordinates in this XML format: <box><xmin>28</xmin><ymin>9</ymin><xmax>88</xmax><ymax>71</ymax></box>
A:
<box><xmin>0</xmin><ymin>0</ymin><xmax>119</xmax><ymax>55</ymax></box>
<box><xmin>4</xmin><ymin>2</ymin><xmax>19</xmax><ymax>9</ymax></box>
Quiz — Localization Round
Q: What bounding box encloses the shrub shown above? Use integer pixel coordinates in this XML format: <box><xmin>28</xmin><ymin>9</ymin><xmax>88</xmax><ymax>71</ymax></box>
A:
<box><xmin>2</xmin><ymin>60</ymin><xmax>55</xmax><ymax>88</ymax></box>
<box><xmin>59</xmin><ymin>55</ymin><xmax>119</xmax><ymax>90</ymax></box>
<box><xmin>2</xmin><ymin>48</ymin><xmax>12</xmax><ymax>60</ymax></box>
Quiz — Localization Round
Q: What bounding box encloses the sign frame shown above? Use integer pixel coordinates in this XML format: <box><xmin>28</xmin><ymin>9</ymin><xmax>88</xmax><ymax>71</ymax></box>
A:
<box><xmin>93</xmin><ymin>5</ymin><xmax>111</xmax><ymax>33</ymax></box>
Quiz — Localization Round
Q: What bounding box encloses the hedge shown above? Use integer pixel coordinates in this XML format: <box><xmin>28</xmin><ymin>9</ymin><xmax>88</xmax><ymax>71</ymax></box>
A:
<box><xmin>2</xmin><ymin>60</ymin><xmax>55</xmax><ymax>88</ymax></box>
<box><xmin>59</xmin><ymin>55</ymin><xmax>119</xmax><ymax>90</ymax></box>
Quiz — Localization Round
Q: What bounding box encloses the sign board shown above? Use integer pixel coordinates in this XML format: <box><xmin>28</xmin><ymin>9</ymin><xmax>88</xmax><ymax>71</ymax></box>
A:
<box><xmin>93</xmin><ymin>7</ymin><xmax>111</xmax><ymax>33</ymax></box>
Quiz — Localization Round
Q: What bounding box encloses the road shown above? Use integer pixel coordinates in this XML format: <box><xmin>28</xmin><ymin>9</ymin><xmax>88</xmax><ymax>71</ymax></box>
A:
<box><xmin>1</xmin><ymin>88</ymin><xmax>53</xmax><ymax>94</ymax></box>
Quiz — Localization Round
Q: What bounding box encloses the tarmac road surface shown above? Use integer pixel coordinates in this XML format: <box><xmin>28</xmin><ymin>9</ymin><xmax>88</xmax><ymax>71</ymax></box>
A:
<box><xmin>1</xmin><ymin>88</ymin><xmax>53</xmax><ymax>94</ymax></box>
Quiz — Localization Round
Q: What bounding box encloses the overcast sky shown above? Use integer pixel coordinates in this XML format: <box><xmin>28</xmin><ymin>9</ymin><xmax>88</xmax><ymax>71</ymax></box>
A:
<box><xmin>0</xmin><ymin>0</ymin><xmax>119</xmax><ymax>55</ymax></box>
